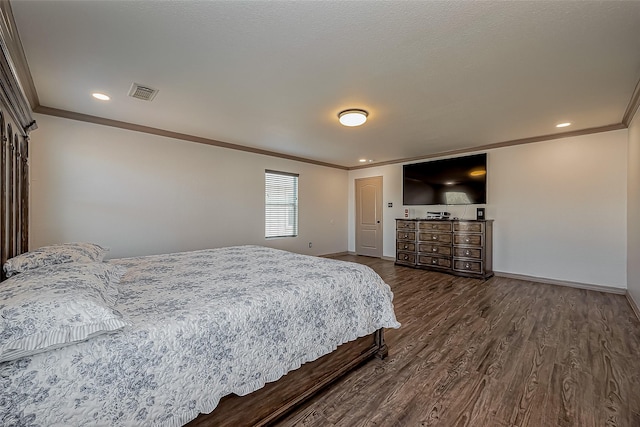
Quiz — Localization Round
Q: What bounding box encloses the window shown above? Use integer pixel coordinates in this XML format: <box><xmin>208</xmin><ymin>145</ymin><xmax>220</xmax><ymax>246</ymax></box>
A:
<box><xmin>265</xmin><ymin>170</ymin><xmax>298</xmax><ymax>238</ymax></box>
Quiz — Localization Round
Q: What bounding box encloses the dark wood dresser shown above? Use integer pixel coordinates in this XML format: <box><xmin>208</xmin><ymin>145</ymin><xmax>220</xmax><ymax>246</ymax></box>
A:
<box><xmin>396</xmin><ymin>219</ymin><xmax>493</xmax><ymax>279</ymax></box>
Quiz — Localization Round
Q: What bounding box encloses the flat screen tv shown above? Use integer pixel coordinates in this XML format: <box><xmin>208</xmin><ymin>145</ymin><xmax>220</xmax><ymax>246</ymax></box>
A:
<box><xmin>403</xmin><ymin>154</ymin><xmax>487</xmax><ymax>205</ymax></box>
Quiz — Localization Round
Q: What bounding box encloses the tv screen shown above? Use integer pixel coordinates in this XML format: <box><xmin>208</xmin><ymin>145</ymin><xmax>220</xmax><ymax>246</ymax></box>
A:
<box><xmin>403</xmin><ymin>154</ymin><xmax>487</xmax><ymax>205</ymax></box>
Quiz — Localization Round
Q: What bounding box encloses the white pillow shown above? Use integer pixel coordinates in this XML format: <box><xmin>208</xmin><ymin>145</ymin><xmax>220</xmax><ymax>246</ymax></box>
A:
<box><xmin>0</xmin><ymin>262</ymin><xmax>128</xmax><ymax>363</ymax></box>
<box><xmin>3</xmin><ymin>242</ymin><xmax>109</xmax><ymax>277</ymax></box>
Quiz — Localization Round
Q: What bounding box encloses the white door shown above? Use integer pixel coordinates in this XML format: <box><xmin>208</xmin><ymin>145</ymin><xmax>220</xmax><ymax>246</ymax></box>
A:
<box><xmin>355</xmin><ymin>176</ymin><xmax>383</xmax><ymax>257</ymax></box>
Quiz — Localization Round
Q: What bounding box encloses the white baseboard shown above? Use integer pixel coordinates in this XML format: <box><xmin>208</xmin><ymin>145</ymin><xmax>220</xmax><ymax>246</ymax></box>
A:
<box><xmin>341</xmin><ymin>251</ymin><xmax>395</xmax><ymax>261</ymax></box>
<box><xmin>320</xmin><ymin>251</ymin><xmax>349</xmax><ymax>258</ymax></box>
<box><xmin>627</xmin><ymin>292</ymin><xmax>640</xmax><ymax>321</ymax></box>
<box><xmin>333</xmin><ymin>257</ymin><xmax>631</xmax><ymax>301</ymax></box>
<box><xmin>494</xmin><ymin>271</ymin><xmax>626</xmax><ymax>295</ymax></box>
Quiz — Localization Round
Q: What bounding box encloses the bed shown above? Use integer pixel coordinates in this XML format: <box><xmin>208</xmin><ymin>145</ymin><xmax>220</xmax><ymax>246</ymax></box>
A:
<box><xmin>0</xmin><ymin>15</ymin><xmax>400</xmax><ymax>425</ymax></box>
<box><xmin>1</xmin><ymin>245</ymin><xmax>400</xmax><ymax>426</ymax></box>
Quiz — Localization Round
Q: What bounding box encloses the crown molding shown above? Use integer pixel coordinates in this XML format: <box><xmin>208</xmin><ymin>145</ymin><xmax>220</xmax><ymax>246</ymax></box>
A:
<box><xmin>33</xmin><ymin>104</ymin><xmax>629</xmax><ymax>172</ymax></box>
<box><xmin>34</xmin><ymin>105</ymin><xmax>348</xmax><ymax>170</ymax></box>
<box><xmin>622</xmin><ymin>76</ymin><xmax>640</xmax><ymax>127</ymax></box>
<box><xmin>347</xmin><ymin>123</ymin><xmax>626</xmax><ymax>170</ymax></box>
<box><xmin>5</xmin><ymin>0</ymin><xmax>635</xmax><ymax>170</ymax></box>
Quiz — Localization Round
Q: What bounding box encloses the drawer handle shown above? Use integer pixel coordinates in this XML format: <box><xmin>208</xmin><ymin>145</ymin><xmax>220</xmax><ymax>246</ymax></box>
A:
<box><xmin>404</xmin><ymin>244</ymin><xmax>408</xmax><ymax>249</ymax></box>
<box><xmin>404</xmin><ymin>234</ymin><xmax>408</xmax><ymax>238</ymax></box>
<box><xmin>465</xmin><ymin>238</ymin><xmax>470</xmax><ymax>243</ymax></box>
<box><xmin>432</xmin><ymin>247</ymin><xmax>437</xmax><ymax>252</ymax></box>
<box><xmin>432</xmin><ymin>259</ymin><xmax>437</xmax><ymax>264</ymax></box>
<box><xmin>465</xmin><ymin>263</ymin><xmax>471</xmax><ymax>269</ymax></box>
<box><xmin>432</xmin><ymin>236</ymin><xmax>437</xmax><ymax>240</ymax></box>
<box><xmin>404</xmin><ymin>255</ymin><xmax>409</xmax><ymax>260</ymax></box>
<box><xmin>465</xmin><ymin>250</ymin><xmax>470</xmax><ymax>256</ymax></box>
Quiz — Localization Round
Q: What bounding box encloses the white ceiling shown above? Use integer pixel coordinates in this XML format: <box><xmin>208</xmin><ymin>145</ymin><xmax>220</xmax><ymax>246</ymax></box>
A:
<box><xmin>10</xmin><ymin>0</ymin><xmax>640</xmax><ymax>168</ymax></box>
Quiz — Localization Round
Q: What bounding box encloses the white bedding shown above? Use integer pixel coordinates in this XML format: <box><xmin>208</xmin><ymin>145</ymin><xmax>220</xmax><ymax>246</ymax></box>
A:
<box><xmin>1</xmin><ymin>246</ymin><xmax>400</xmax><ymax>426</ymax></box>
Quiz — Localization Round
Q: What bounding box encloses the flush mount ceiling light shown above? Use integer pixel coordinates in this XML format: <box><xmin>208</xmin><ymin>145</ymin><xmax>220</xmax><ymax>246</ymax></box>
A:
<box><xmin>92</xmin><ymin>92</ymin><xmax>110</xmax><ymax>101</ymax></box>
<box><xmin>556</xmin><ymin>122</ymin><xmax>571</xmax><ymax>128</ymax></box>
<box><xmin>338</xmin><ymin>109</ymin><xmax>368</xmax><ymax>127</ymax></box>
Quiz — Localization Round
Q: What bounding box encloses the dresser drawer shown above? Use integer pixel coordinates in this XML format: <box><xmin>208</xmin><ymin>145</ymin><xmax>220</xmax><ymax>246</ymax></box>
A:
<box><xmin>453</xmin><ymin>259</ymin><xmax>483</xmax><ymax>274</ymax></box>
<box><xmin>397</xmin><ymin>241</ymin><xmax>416</xmax><ymax>252</ymax></box>
<box><xmin>418</xmin><ymin>232</ymin><xmax>452</xmax><ymax>244</ymax></box>
<box><xmin>454</xmin><ymin>233</ymin><xmax>483</xmax><ymax>246</ymax></box>
<box><xmin>397</xmin><ymin>252</ymin><xmax>416</xmax><ymax>264</ymax></box>
<box><xmin>396</xmin><ymin>218</ymin><xmax>493</xmax><ymax>279</ymax></box>
<box><xmin>418</xmin><ymin>243</ymin><xmax>452</xmax><ymax>256</ymax></box>
<box><xmin>396</xmin><ymin>220</ymin><xmax>416</xmax><ymax>230</ymax></box>
<box><xmin>418</xmin><ymin>221</ymin><xmax>452</xmax><ymax>232</ymax></box>
<box><xmin>418</xmin><ymin>255</ymin><xmax>452</xmax><ymax>269</ymax></box>
<box><xmin>454</xmin><ymin>222</ymin><xmax>484</xmax><ymax>233</ymax></box>
<box><xmin>453</xmin><ymin>247</ymin><xmax>482</xmax><ymax>259</ymax></box>
<box><xmin>397</xmin><ymin>231</ymin><xmax>416</xmax><ymax>241</ymax></box>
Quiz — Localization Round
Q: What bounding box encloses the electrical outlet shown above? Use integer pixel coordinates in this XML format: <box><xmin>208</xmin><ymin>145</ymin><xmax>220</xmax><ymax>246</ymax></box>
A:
<box><xmin>309</xmin><ymin>242</ymin><xmax>312</xmax><ymax>248</ymax></box>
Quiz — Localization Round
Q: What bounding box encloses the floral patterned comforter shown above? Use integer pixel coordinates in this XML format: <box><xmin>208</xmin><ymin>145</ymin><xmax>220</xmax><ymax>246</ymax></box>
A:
<box><xmin>1</xmin><ymin>246</ymin><xmax>400</xmax><ymax>426</ymax></box>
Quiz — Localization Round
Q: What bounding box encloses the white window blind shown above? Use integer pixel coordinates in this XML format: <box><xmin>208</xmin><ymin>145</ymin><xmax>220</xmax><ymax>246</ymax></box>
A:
<box><xmin>265</xmin><ymin>170</ymin><xmax>299</xmax><ymax>238</ymax></box>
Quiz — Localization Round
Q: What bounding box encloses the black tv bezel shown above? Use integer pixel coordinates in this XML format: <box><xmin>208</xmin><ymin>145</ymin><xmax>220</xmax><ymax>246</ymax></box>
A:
<box><xmin>402</xmin><ymin>153</ymin><xmax>487</xmax><ymax>206</ymax></box>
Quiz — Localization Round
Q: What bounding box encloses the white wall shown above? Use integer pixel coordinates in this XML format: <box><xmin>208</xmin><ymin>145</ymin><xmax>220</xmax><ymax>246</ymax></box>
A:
<box><xmin>628</xmin><ymin>107</ymin><xmax>640</xmax><ymax>306</ymax></box>
<box><xmin>29</xmin><ymin>114</ymin><xmax>349</xmax><ymax>259</ymax></box>
<box><xmin>30</xmin><ymin>113</ymin><xmax>630</xmax><ymax>290</ymax></box>
<box><xmin>349</xmin><ymin>129</ymin><xmax>628</xmax><ymax>289</ymax></box>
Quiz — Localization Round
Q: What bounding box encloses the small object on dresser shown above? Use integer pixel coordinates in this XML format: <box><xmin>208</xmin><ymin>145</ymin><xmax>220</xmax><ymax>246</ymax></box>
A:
<box><xmin>476</xmin><ymin>208</ymin><xmax>485</xmax><ymax>220</ymax></box>
<box><xmin>426</xmin><ymin>211</ymin><xmax>450</xmax><ymax>219</ymax></box>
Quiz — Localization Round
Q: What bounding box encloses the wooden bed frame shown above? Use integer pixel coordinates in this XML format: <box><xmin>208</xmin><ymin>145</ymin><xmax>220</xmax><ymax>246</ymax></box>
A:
<box><xmin>0</xmin><ymin>5</ymin><xmax>389</xmax><ymax>425</ymax></box>
<box><xmin>188</xmin><ymin>329</ymin><xmax>387</xmax><ymax>426</ymax></box>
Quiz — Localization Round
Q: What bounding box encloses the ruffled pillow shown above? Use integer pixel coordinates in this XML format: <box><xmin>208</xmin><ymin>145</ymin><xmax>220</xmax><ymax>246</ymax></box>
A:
<box><xmin>3</xmin><ymin>242</ymin><xmax>109</xmax><ymax>277</ymax></box>
<box><xmin>0</xmin><ymin>262</ymin><xmax>128</xmax><ymax>363</ymax></box>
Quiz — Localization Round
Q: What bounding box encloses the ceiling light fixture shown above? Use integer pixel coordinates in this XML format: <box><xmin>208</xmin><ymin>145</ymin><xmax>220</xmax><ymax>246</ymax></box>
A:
<box><xmin>338</xmin><ymin>109</ymin><xmax>368</xmax><ymax>127</ymax></box>
<box><xmin>92</xmin><ymin>92</ymin><xmax>110</xmax><ymax>101</ymax></box>
<box><xmin>359</xmin><ymin>159</ymin><xmax>367</xmax><ymax>163</ymax></box>
<box><xmin>556</xmin><ymin>122</ymin><xmax>571</xmax><ymax>128</ymax></box>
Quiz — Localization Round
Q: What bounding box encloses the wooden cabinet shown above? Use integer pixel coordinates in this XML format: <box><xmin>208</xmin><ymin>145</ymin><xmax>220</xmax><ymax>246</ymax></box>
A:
<box><xmin>395</xmin><ymin>219</ymin><xmax>493</xmax><ymax>279</ymax></box>
<box><xmin>396</xmin><ymin>220</ymin><xmax>417</xmax><ymax>266</ymax></box>
<box><xmin>452</xmin><ymin>221</ymin><xmax>493</xmax><ymax>278</ymax></box>
<box><xmin>417</xmin><ymin>221</ymin><xmax>452</xmax><ymax>272</ymax></box>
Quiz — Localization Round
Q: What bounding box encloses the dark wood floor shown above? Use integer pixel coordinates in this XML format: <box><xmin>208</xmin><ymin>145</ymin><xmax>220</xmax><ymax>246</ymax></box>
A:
<box><xmin>276</xmin><ymin>255</ymin><xmax>640</xmax><ymax>427</ymax></box>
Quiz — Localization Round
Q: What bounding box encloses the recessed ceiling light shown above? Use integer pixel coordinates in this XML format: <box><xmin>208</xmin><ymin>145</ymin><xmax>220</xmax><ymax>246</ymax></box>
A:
<box><xmin>92</xmin><ymin>92</ymin><xmax>110</xmax><ymax>101</ymax></box>
<box><xmin>359</xmin><ymin>159</ymin><xmax>367</xmax><ymax>163</ymax></box>
<box><xmin>338</xmin><ymin>109</ymin><xmax>368</xmax><ymax>127</ymax></box>
<box><xmin>556</xmin><ymin>122</ymin><xmax>571</xmax><ymax>128</ymax></box>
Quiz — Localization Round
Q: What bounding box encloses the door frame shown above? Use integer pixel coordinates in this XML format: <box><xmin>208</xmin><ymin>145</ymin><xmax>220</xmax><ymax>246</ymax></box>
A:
<box><xmin>355</xmin><ymin>176</ymin><xmax>383</xmax><ymax>257</ymax></box>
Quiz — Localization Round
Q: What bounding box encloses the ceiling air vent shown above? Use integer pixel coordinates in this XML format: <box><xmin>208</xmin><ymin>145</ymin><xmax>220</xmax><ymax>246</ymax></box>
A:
<box><xmin>128</xmin><ymin>83</ymin><xmax>159</xmax><ymax>101</ymax></box>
